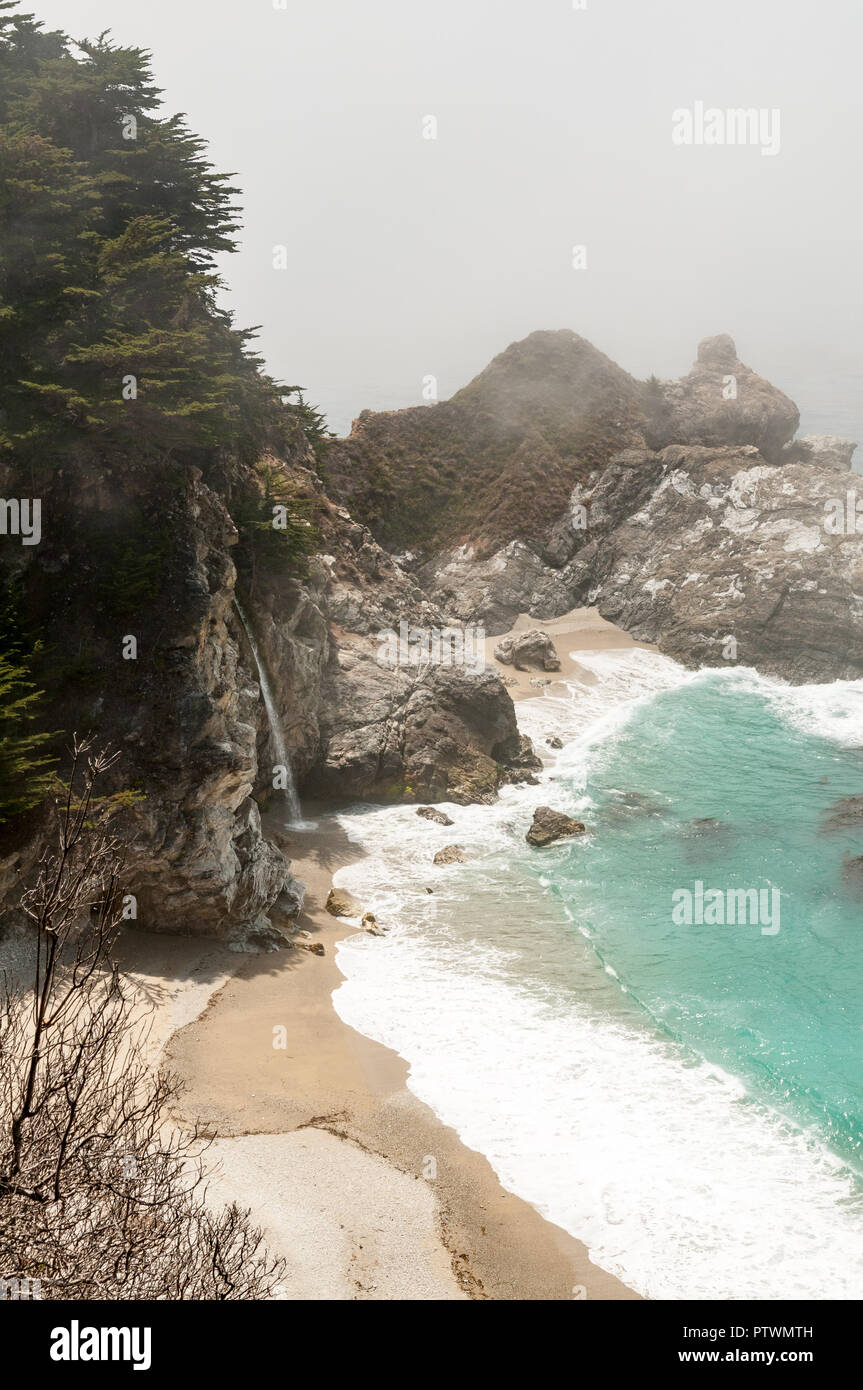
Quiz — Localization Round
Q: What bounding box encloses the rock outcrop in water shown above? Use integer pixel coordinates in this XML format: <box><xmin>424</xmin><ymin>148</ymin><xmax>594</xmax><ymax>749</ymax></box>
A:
<box><xmin>325</xmin><ymin>887</ymin><xmax>363</xmax><ymax>918</ymax></box>
<box><xmin>842</xmin><ymin>854</ymin><xmax>863</xmax><ymax>894</ymax></box>
<box><xmin>822</xmin><ymin>796</ymin><xmax>863</xmax><ymax>832</ymax></box>
<box><xmin>417</xmin><ymin>806</ymin><xmax>454</xmax><ymax>826</ymax></box>
<box><xmin>526</xmin><ymin>807</ymin><xmax>587</xmax><ymax>847</ymax></box>
<box><xmin>433</xmin><ymin>845</ymin><xmax>468</xmax><ymax>865</ymax></box>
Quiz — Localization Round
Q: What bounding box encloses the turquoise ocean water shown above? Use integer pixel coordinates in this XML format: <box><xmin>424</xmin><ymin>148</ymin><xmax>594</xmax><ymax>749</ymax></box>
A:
<box><xmin>551</xmin><ymin>674</ymin><xmax>863</xmax><ymax>1168</ymax></box>
<box><xmin>324</xmin><ymin>651</ymin><xmax>863</xmax><ymax>1297</ymax></box>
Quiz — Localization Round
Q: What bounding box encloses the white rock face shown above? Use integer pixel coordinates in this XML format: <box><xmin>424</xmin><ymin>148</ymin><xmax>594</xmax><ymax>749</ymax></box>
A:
<box><xmin>787</xmin><ymin>435</ymin><xmax>858</xmax><ymax>472</ymax></box>
<box><xmin>563</xmin><ymin>443</ymin><xmax>863</xmax><ymax>682</ymax></box>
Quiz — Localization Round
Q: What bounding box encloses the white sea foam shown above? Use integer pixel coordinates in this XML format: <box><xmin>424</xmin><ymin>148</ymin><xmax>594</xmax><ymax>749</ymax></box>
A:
<box><xmin>328</xmin><ymin>647</ymin><xmax>863</xmax><ymax>1299</ymax></box>
<box><xmin>685</xmin><ymin>660</ymin><xmax>863</xmax><ymax>748</ymax></box>
<box><xmin>763</xmin><ymin>676</ymin><xmax>863</xmax><ymax>747</ymax></box>
<box><xmin>333</xmin><ymin>929</ymin><xmax>863</xmax><ymax>1299</ymax></box>
<box><xmin>515</xmin><ymin>646</ymin><xmax>692</xmax><ymax>754</ymax></box>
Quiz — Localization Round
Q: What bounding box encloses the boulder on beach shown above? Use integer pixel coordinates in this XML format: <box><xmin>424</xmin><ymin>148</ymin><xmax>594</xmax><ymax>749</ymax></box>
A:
<box><xmin>306</xmin><ymin>654</ymin><xmax>533</xmax><ymax>807</ymax></box>
<box><xmin>361</xmin><ymin>911</ymin><xmax>385</xmax><ymax>936</ymax></box>
<box><xmin>273</xmin><ymin>876</ymin><xmax>307</xmax><ymax>921</ymax></box>
<box><xmin>526</xmin><ymin>806</ymin><xmax>586</xmax><ymax>847</ymax></box>
<box><xmin>433</xmin><ymin>845</ymin><xmax>468</xmax><ymax>865</ymax></box>
<box><xmin>494</xmin><ymin>629</ymin><xmax>562</xmax><ymax>672</ymax></box>
<box><xmin>417</xmin><ymin>806</ymin><xmax>455</xmax><ymax>826</ymax></box>
<box><xmin>325</xmin><ymin>886</ymin><xmax>363</xmax><ymax>918</ymax></box>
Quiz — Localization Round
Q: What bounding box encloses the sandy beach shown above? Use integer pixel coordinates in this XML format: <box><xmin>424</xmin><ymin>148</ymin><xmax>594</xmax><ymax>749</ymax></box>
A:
<box><xmin>121</xmin><ymin>608</ymin><xmax>647</xmax><ymax>1300</ymax></box>
<box><xmin>485</xmin><ymin>605</ymin><xmax>653</xmax><ymax>701</ymax></box>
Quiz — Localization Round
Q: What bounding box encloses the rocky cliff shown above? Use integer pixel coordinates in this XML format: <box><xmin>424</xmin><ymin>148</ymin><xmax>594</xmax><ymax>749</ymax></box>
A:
<box><xmin>3</xmin><ymin>326</ymin><xmax>858</xmax><ymax>945</ymax></box>
<box><xmin>0</xmin><ymin>429</ymin><xmax>533</xmax><ymax>945</ymax></box>
<box><xmin>234</xmin><ymin>455</ymin><xmax>532</xmax><ymax>810</ymax></box>
<box><xmin>0</xmin><ymin>446</ymin><xmax>295</xmax><ymax>945</ymax></box>
<box><xmin>566</xmin><ymin>442</ymin><xmax>863</xmax><ymax>681</ymax></box>
<box><xmin>333</xmin><ymin>332</ymin><xmax>859</xmax><ymax>678</ymax></box>
<box><xmin>643</xmin><ymin>333</ymin><xmax>800</xmax><ymax>462</ymax></box>
<box><xmin>320</xmin><ymin>331</ymin><xmax>647</xmax><ymax>560</ymax></box>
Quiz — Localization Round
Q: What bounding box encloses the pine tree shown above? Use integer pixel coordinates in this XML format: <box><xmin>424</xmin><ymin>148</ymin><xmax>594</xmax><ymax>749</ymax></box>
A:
<box><xmin>0</xmin><ymin>4</ymin><xmax>321</xmax><ymax>469</ymax></box>
<box><xmin>0</xmin><ymin>2</ymin><xmax>330</xmax><ymax>827</ymax></box>
<box><xmin>282</xmin><ymin>387</ymin><xmax>334</xmax><ymax>459</ymax></box>
<box><xmin>0</xmin><ymin>654</ymin><xmax>55</xmax><ymax>821</ymax></box>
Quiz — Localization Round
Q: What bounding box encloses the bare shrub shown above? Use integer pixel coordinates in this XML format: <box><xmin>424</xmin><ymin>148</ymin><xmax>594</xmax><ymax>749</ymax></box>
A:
<box><xmin>0</xmin><ymin>737</ymin><xmax>284</xmax><ymax>1299</ymax></box>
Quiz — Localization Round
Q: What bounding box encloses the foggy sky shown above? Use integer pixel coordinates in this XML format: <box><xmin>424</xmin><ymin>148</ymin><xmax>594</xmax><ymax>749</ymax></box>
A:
<box><xmin>29</xmin><ymin>0</ymin><xmax>863</xmax><ymax>446</ymax></box>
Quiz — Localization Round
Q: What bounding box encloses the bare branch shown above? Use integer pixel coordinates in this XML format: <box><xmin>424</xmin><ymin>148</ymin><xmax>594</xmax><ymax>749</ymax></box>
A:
<box><xmin>0</xmin><ymin>740</ymin><xmax>284</xmax><ymax>1300</ymax></box>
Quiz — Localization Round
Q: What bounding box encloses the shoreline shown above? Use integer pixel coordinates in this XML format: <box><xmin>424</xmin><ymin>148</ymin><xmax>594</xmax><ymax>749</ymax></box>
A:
<box><xmin>126</xmin><ymin>608</ymin><xmax>647</xmax><ymax>1300</ymax></box>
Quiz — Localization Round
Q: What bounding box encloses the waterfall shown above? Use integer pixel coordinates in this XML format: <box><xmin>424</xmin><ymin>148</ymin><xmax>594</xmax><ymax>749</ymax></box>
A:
<box><xmin>234</xmin><ymin>597</ymin><xmax>303</xmax><ymax>826</ymax></box>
